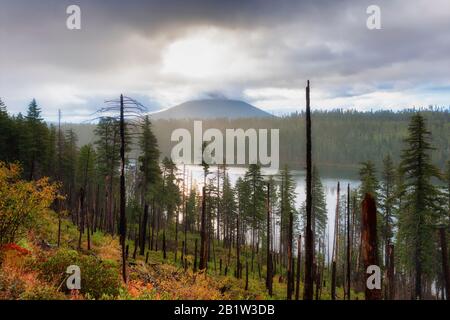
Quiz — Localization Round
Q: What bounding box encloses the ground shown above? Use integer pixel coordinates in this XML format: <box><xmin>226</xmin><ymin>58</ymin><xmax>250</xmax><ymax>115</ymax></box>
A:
<box><xmin>0</xmin><ymin>210</ymin><xmax>363</xmax><ymax>300</ymax></box>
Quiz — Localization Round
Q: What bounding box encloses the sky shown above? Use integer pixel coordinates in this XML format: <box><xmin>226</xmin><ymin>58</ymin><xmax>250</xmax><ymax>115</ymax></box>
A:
<box><xmin>1</xmin><ymin>0</ymin><xmax>450</xmax><ymax>122</ymax></box>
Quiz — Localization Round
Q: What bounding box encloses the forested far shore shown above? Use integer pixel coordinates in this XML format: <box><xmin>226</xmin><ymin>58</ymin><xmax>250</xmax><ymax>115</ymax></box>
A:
<box><xmin>63</xmin><ymin>107</ymin><xmax>450</xmax><ymax>174</ymax></box>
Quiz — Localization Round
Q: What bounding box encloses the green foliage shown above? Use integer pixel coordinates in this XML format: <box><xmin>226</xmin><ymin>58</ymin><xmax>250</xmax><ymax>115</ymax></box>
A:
<box><xmin>359</xmin><ymin>161</ymin><xmax>379</xmax><ymax>200</ymax></box>
<box><xmin>160</xmin><ymin>157</ymin><xmax>181</xmax><ymax>223</ymax></box>
<box><xmin>397</xmin><ymin>113</ymin><xmax>444</xmax><ymax>293</ymax></box>
<box><xmin>36</xmin><ymin>248</ymin><xmax>121</xmax><ymax>299</ymax></box>
<box><xmin>0</xmin><ymin>163</ymin><xmax>59</xmax><ymax>244</ymax></box>
<box><xmin>139</xmin><ymin>115</ymin><xmax>161</xmax><ymax>201</ymax></box>
<box><xmin>244</xmin><ymin>164</ymin><xmax>266</xmax><ymax>230</ymax></box>
<box><xmin>301</xmin><ymin>166</ymin><xmax>327</xmax><ymax>241</ymax></box>
<box><xmin>19</xmin><ymin>285</ymin><xmax>66</xmax><ymax>300</ymax></box>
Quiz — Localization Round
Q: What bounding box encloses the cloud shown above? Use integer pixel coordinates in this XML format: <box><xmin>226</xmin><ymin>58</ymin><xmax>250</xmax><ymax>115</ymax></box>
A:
<box><xmin>1</xmin><ymin>0</ymin><xmax>450</xmax><ymax>121</ymax></box>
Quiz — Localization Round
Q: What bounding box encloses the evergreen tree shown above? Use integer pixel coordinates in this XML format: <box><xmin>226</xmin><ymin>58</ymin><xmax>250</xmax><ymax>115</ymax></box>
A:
<box><xmin>244</xmin><ymin>164</ymin><xmax>266</xmax><ymax>272</ymax></box>
<box><xmin>138</xmin><ymin>115</ymin><xmax>161</xmax><ymax>203</ymax></box>
<box><xmin>94</xmin><ymin>117</ymin><xmax>120</xmax><ymax>233</ymax></box>
<box><xmin>301</xmin><ymin>166</ymin><xmax>327</xmax><ymax>249</ymax></box>
<box><xmin>398</xmin><ymin>113</ymin><xmax>442</xmax><ymax>299</ymax></box>
<box><xmin>0</xmin><ymin>98</ymin><xmax>14</xmax><ymax>162</ymax></box>
<box><xmin>221</xmin><ymin>172</ymin><xmax>236</xmax><ymax>246</ymax></box>
<box><xmin>444</xmin><ymin>161</ymin><xmax>450</xmax><ymax>223</ymax></box>
<box><xmin>359</xmin><ymin>161</ymin><xmax>379</xmax><ymax>200</ymax></box>
<box><xmin>161</xmin><ymin>156</ymin><xmax>180</xmax><ymax>225</ymax></box>
<box><xmin>24</xmin><ymin>99</ymin><xmax>49</xmax><ymax>180</ymax></box>
<box><xmin>186</xmin><ymin>188</ymin><xmax>198</xmax><ymax>232</ymax></box>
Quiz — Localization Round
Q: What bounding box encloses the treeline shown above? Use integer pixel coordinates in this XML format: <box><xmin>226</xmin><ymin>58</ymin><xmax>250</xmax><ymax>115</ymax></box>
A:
<box><xmin>62</xmin><ymin>107</ymin><xmax>450</xmax><ymax>173</ymax></box>
<box><xmin>1</xmin><ymin>97</ymin><xmax>449</xmax><ymax>300</ymax></box>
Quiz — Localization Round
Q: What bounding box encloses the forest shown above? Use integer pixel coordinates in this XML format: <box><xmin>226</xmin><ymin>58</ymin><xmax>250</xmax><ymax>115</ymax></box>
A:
<box><xmin>63</xmin><ymin>107</ymin><xmax>450</xmax><ymax>175</ymax></box>
<box><xmin>0</xmin><ymin>93</ymin><xmax>449</xmax><ymax>300</ymax></box>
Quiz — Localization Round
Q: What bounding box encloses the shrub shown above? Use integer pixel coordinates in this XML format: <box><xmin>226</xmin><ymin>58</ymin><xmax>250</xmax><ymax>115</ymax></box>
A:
<box><xmin>0</xmin><ymin>162</ymin><xmax>60</xmax><ymax>245</ymax></box>
<box><xmin>36</xmin><ymin>248</ymin><xmax>122</xmax><ymax>299</ymax></box>
<box><xmin>20</xmin><ymin>285</ymin><xmax>65</xmax><ymax>300</ymax></box>
<box><xmin>0</xmin><ymin>270</ymin><xmax>26</xmax><ymax>299</ymax></box>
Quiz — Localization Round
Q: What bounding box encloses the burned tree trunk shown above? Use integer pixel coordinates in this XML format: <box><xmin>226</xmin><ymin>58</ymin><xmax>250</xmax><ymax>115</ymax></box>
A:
<box><xmin>439</xmin><ymin>227</ymin><xmax>450</xmax><ymax>300</ymax></box>
<box><xmin>139</xmin><ymin>204</ymin><xmax>149</xmax><ymax>256</ymax></box>
<box><xmin>346</xmin><ymin>184</ymin><xmax>351</xmax><ymax>299</ymax></box>
<box><xmin>245</xmin><ymin>261</ymin><xmax>249</xmax><ymax>291</ymax></box>
<box><xmin>175</xmin><ymin>208</ymin><xmax>179</xmax><ymax>262</ymax></box>
<box><xmin>331</xmin><ymin>261</ymin><xmax>337</xmax><ymax>300</ymax></box>
<box><xmin>361</xmin><ymin>193</ymin><xmax>381</xmax><ymax>300</ymax></box>
<box><xmin>387</xmin><ymin>244</ymin><xmax>395</xmax><ymax>300</ymax></box>
<box><xmin>331</xmin><ymin>181</ymin><xmax>340</xmax><ymax>300</ymax></box>
<box><xmin>194</xmin><ymin>238</ymin><xmax>198</xmax><ymax>273</ymax></box>
<box><xmin>266</xmin><ymin>183</ymin><xmax>273</xmax><ymax>296</ymax></box>
<box><xmin>78</xmin><ymin>188</ymin><xmax>85</xmax><ymax>250</ymax></box>
<box><xmin>236</xmin><ymin>203</ymin><xmax>241</xmax><ymax>278</ymax></box>
<box><xmin>119</xmin><ymin>94</ymin><xmax>127</xmax><ymax>283</ymax></box>
<box><xmin>287</xmin><ymin>194</ymin><xmax>294</xmax><ymax>300</ymax></box>
<box><xmin>199</xmin><ymin>187</ymin><xmax>208</xmax><ymax>271</ymax></box>
<box><xmin>162</xmin><ymin>230</ymin><xmax>167</xmax><ymax>260</ymax></box>
<box><xmin>295</xmin><ymin>234</ymin><xmax>302</xmax><ymax>300</ymax></box>
<box><xmin>303</xmin><ymin>80</ymin><xmax>314</xmax><ymax>300</ymax></box>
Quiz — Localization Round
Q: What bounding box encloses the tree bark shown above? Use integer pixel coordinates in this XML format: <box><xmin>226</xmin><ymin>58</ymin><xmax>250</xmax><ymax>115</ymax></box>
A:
<box><xmin>119</xmin><ymin>94</ymin><xmax>127</xmax><ymax>283</ymax></box>
<box><xmin>361</xmin><ymin>193</ymin><xmax>381</xmax><ymax>300</ymax></box>
<box><xmin>346</xmin><ymin>183</ymin><xmax>351</xmax><ymax>299</ymax></box>
<box><xmin>140</xmin><ymin>204</ymin><xmax>149</xmax><ymax>256</ymax></box>
<box><xmin>387</xmin><ymin>244</ymin><xmax>395</xmax><ymax>300</ymax></box>
<box><xmin>266</xmin><ymin>183</ymin><xmax>273</xmax><ymax>296</ymax></box>
<box><xmin>295</xmin><ymin>234</ymin><xmax>302</xmax><ymax>300</ymax></box>
<box><xmin>199</xmin><ymin>187</ymin><xmax>207</xmax><ymax>271</ymax></box>
<box><xmin>303</xmin><ymin>80</ymin><xmax>314</xmax><ymax>300</ymax></box>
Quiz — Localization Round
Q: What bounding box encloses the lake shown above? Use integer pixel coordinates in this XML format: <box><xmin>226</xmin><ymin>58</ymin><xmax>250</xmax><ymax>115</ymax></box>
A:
<box><xmin>183</xmin><ymin>165</ymin><xmax>360</xmax><ymax>257</ymax></box>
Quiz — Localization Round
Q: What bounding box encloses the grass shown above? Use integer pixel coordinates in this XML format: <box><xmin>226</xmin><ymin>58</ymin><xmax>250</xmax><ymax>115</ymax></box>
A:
<box><xmin>0</xmin><ymin>210</ymin><xmax>365</xmax><ymax>300</ymax></box>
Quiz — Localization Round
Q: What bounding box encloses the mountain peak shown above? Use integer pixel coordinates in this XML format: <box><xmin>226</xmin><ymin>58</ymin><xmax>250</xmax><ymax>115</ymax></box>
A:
<box><xmin>150</xmin><ymin>99</ymin><xmax>273</xmax><ymax>120</ymax></box>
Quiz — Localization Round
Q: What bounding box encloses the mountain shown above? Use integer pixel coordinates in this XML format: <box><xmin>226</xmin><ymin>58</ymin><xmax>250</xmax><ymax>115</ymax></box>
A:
<box><xmin>149</xmin><ymin>99</ymin><xmax>273</xmax><ymax>119</ymax></box>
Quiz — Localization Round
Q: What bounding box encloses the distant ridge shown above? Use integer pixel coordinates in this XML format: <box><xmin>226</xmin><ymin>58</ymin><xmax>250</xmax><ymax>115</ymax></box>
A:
<box><xmin>149</xmin><ymin>99</ymin><xmax>273</xmax><ymax>119</ymax></box>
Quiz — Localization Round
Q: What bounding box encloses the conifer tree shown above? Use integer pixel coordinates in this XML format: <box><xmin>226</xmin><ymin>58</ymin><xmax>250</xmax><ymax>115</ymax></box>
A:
<box><xmin>138</xmin><ymin>115</ymin><xmax>161</xmax><ymax>255</ymax></box>
<box><xmin>398</xmin><ymin>113</ymin><xmax>442</xmax><ymax>299</ymax></box>
<box><xmin>24</xmin><ymin>99</ymin><xmax>49</xmax><ymax>180</ymax></box>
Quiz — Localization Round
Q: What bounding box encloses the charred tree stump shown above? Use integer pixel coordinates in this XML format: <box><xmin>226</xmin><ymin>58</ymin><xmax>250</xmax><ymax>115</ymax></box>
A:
<box><xmin>361</xmin><ymin>193</ymin><xmax>381</xmax><ymax>300</ymax></box>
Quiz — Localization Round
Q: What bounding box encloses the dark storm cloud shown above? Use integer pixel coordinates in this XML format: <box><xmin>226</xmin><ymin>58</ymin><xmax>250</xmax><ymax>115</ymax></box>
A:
<box><xmin>1</xmin><ymin>0</ymin><xmax>449</xmax><ymax>120</ymax></box>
